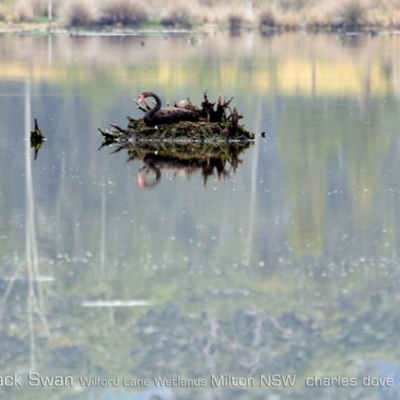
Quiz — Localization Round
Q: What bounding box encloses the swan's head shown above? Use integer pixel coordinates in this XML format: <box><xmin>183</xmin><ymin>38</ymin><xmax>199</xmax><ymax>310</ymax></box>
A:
<box><xmin>138</xmin><ymin>92</ymin><xmax>155</xmax><ymax>102</ymax></box>
<box><xmin>138</xmin><ymin>93</ymin><xmax>147</xmax><ymax>102</ymax></box>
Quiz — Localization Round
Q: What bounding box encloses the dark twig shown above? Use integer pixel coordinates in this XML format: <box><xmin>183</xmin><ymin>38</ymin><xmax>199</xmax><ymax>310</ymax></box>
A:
<box><xmin>109</xmin><ymin>123</ymin><xmax>126</xmax><ymax>133</ymax></box>
<box><xmin>134</xmin><ymin>99</ymin><xmax>148</xmax><ymax>113</ymax></box>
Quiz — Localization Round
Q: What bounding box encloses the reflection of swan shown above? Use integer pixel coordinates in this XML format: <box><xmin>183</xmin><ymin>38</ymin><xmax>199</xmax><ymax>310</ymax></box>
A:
<box><xmin>137</xmin><ymin>152</ymin><xmax>237</xmax><ymax>189</ymax></box>
<box><xmin>137</xmin><ymin>153</ymin><xmax>197</xmax><ymax>188</ymax></box>
<box><xmin>137</xmin><ymin>154</ymin><xmax>162</xmax><ymax>188</ymax></box>
<box><xmin>138</xmin><ymin>92</ymin><xmax>201</xmax><ymax>127</ymax></box>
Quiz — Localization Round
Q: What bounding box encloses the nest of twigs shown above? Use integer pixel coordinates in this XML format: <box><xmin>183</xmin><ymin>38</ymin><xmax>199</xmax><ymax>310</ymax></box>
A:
<box><xmin>99</xmin><ymin>91</ymin><xmax>255</xmax><ymax>146</ymax></box>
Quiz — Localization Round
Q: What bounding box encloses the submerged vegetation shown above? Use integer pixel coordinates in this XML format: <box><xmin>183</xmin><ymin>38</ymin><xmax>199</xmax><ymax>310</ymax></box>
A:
<box><xmin>1</xmin><ymin>0</ymin><xmax>400</xmax><ymax>30</ymax></box>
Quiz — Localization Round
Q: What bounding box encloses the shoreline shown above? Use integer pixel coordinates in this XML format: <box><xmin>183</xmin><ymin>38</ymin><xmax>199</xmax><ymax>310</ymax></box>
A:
<box><xmin>0</xmin><ymin>22</ymin><xmax>399</xmax><ymax>36</ymax></box>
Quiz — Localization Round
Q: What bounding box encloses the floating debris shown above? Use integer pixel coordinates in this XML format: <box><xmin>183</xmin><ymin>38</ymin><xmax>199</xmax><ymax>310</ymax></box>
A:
<box><xmin>30</xmin><ymin>118</ymin><xmax>45</xmax><ymax>160</ymax></box>
<box><xmin>82</xmin><ymin>300</ymin><xmax>152</xmax><ymax>307</ymax></box>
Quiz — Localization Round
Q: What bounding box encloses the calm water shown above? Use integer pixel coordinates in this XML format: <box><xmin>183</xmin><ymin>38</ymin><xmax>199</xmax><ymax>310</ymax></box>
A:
<box><xmin>1</xmin><ymin>31</ymin><xmax>400</xmax><ymax>399</ymax></box>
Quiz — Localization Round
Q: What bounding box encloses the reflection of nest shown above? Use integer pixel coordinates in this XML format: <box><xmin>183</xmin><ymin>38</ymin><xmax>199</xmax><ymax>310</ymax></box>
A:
<box><xmin>138</xmin><ymin>153</ymin><xmax>237</xmax><ymax>188</ymax></box>
<box><xmin>102</xmin><ymin>141</ymin><xmax>253</xmax><ymax>188</ymax></box>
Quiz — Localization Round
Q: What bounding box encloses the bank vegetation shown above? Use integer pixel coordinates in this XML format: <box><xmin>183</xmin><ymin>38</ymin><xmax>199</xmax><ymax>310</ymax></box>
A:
<box><xmin>1</xmin><ymin>0</ymin><xmax>400</xmax><ymax>31</ymax></box>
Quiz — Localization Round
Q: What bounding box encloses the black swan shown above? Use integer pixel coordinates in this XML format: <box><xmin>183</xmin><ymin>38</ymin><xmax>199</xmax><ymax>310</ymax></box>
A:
<box><xmin>138</xmin><ymin>92</ymin><xmax>201</xmax><ymax>127</ymax></box>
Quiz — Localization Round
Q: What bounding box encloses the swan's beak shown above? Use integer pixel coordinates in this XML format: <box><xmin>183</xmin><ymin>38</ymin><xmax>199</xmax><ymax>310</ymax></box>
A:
<box><xmin>138</xmin><ymin>94</ymin><xmax>144</xmax><ymax>102</ymax></box>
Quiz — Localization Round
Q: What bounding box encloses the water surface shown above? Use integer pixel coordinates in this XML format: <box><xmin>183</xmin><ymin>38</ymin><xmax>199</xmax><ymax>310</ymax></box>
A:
<box><xmin>1</xmin><ymin>31</ymin><xmax>400</xmax><ymax>399</ymax></box>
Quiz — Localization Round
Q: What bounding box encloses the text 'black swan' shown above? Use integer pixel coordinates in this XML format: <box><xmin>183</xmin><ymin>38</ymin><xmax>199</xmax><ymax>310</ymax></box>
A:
<box><xmin>138</xmin><ymin>92</ymin><xmax>201</xmax><ymax>127</ymax></box>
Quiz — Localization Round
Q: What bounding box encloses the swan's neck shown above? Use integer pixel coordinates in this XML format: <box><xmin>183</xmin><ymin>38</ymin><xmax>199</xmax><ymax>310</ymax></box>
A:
<box><xmin>148</xmin><ymin>94</ymin><xmax>162</xmax><ymax>117</ymax></box>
